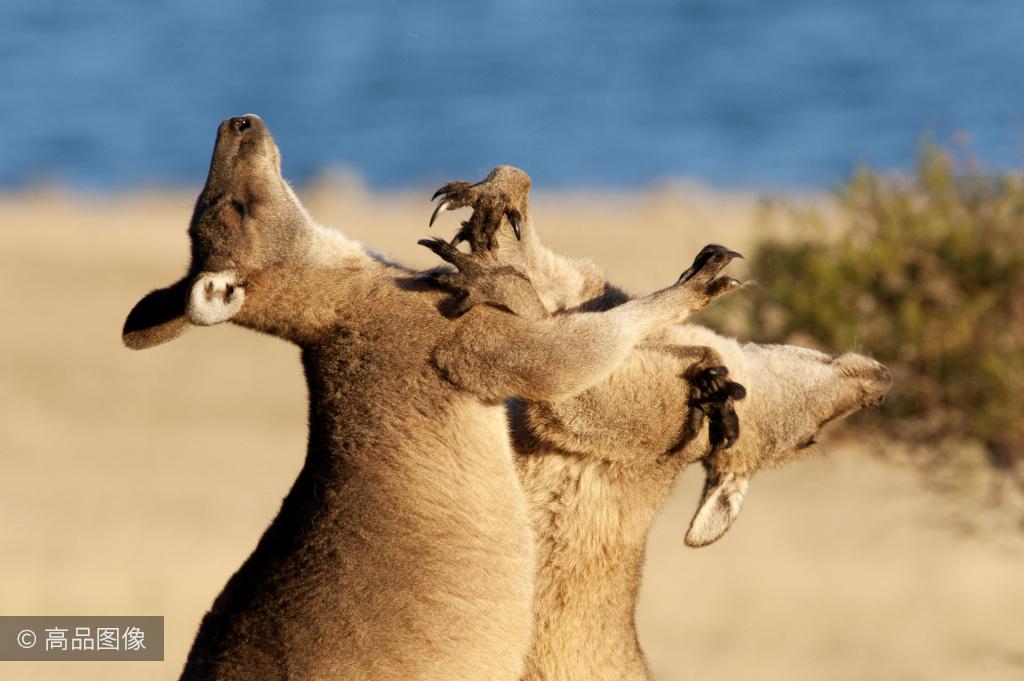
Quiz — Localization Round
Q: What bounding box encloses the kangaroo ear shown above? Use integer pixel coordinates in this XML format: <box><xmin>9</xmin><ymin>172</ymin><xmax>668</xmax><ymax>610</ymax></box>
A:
<box><xmin>122</xmin><ymin>278</ymin><xmax>191</xmax><ymax>350</ymax></box>
<box><xmin>685</xmin><ymin>470</ymin><xmax>749</xmax><ymax>548</ymax></box>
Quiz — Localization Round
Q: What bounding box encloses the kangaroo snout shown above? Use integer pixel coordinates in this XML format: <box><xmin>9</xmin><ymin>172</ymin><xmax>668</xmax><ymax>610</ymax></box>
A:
<box><xmin>223</xmin><ymin>114</ymin><xmax>263</xmax><ymax>135</ymax></box>
<box><xmin>215</xmin><ymin>114</ymin><xmax>266</xmax><ymax>147</ymax></box>
<box><xmin>861</xmin><ymin>360</ymin><xmax>893</xmax><ymax>403</ymax></box>
<box><xmin>836</xmin><ymin>353</ymin><xmax>893</xmax><ymax>405</ymax></box>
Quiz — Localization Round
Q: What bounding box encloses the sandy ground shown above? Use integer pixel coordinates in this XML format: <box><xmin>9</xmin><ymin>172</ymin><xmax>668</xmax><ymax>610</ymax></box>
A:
<box><xmin>0</xmin><ymin>185</ymin><xmax>1021</xmax><ymax>680</ymax></box>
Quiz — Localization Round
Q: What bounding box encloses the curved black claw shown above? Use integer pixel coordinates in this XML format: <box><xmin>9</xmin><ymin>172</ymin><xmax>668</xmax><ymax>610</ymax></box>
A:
<box><xmin>674</xmin><ymin>243</ymin><xmax>745</xmax><ymax>305</ymax></box>
<box><xmin>677</xmin><ymin>244</ymin><xmax>744</xmax><ymax>285</ymax></box>
<box><xmin>428</xmin><ymin>167</ymin><xmax>531</xmax><ymax>251</ymax></box>
<box><xmin>691</xmin><ymin>365</ymin><xmax>747</xmax><ymax>451</ymax></box>
<box><xmin>429</xmin><ymin>181</ymin><xmax>474</xmax><ymax>227</ymax></box>
<box><xmin>418</xmin><ymin>237</ymin><xmax>484</xmax><ymax>277</ymax></box>
<box><xmin>418</xmin><ymin>236</ymin><xmax>462</xmax><ymax>265</ymax></box>
<box><xmin>506</xmin><ymin>209</ymin><xmax>522</xmax><ymax>240</ymax></box>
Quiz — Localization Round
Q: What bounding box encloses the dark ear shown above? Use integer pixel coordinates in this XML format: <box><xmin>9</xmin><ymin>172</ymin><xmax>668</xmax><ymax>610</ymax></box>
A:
<box><xmin>685</xmin><ymin>469</ymin><xmax>749</xmax><ymax>548</ymax></box>
<box><xmin>122</xmin><ymin>278</ymin><xmax>191</xmax><ymax>350</ymax></box>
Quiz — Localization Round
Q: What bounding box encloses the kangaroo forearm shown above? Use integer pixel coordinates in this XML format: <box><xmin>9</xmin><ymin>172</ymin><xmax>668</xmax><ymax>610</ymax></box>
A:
<box><xmin>435</xmin><ymin>243</ymin><xmax>739</xmax><ymax>404</ymax></box>
<box><xmin>435</xmin><ymin>309</ymin><xmax>647</xmax><ymax>403</ymax></box>
<box><xmin>525</xmin><ymin>347</ymin><xmax>698</xmax><ymax>460</ymax></box>
<box><xmin>606</xmin><ymin>284</ymin><xmax>703</xmax><ymax>335</ymax></box>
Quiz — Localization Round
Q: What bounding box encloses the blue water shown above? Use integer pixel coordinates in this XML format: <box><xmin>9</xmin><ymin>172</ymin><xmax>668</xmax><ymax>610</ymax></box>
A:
<box><xmin>3</xmin><ymin>0</ymin><xmax>1024</xmax><ymax>189</ymax></box>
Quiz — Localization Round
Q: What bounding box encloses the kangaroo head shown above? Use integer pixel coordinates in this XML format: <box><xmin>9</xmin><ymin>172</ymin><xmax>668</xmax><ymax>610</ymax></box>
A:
<box><xmin>685</xmin><ymin>346</ymin><xmax>892</xmax><ymax>547</ymax></box>
<box><xmin>123</xmin><ymin>114</ymin><xmax>311</xmax><ymax>349</ymax></box>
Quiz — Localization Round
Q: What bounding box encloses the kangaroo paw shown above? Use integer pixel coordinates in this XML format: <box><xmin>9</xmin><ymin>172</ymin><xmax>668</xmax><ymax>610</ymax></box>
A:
<box><xmin>428</xmin><ymin>166</ymin><xmax>532</xmax><ymax>252</ymax></box>
<box><xmin>418</xmin><ymin>237</ymin><xmax>547</xmax><ymax>319</ymax></box>
<box><xmin>644</xmin><ymin>344</ymin><xmax>745</xmax><ymax>454</ymax></box>
<box><xmin>675</xmin><ymin>244</ymin><xmax>745</xmax><ymax>305</ymax></box>
<box><xmin>690</xmin><ymin>365</ymin><xmax>747</xmax><ymax>451</ymax></box>
<box><xmin>418</xmin><ymin>237</ymin><xmax>485</xmax><ymax>277</ymax></box>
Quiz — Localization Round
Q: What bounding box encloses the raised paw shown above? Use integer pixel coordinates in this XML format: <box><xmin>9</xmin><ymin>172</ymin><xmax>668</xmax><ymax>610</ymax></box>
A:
<box><xmin>429</xmin><ymin>166</ymin><xmax>532</xmax><ymax>252</ymax></box>
<box><xmin>419</xmin><ymin>237</ymin><xmax>547</xmax><ymax>319</ymax></box>
<box><xmin>676</xmin><ymin>244</ymin><xmax>744</xmax><ymax>303</ymax></box>
<box><xmin>641</xmin><ymin>343</ymin><xmax>746</xmax><ymax>454</ymax></box>
<box><xmin>689</xmin><ymin>365</ymin><xmax>747</xmax><ymax>451</ymax></box>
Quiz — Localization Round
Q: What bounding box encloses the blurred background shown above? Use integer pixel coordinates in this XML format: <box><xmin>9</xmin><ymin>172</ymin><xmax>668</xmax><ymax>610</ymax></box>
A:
<box><xmin>1</xmin><ymin>1</ymin><xmax>1022</xmax><ymax>680</ymax></box>
<box><xmin>5</xmin><ymin>0</ymin><xmax>1024</xmax><ymax>189</ymax></box>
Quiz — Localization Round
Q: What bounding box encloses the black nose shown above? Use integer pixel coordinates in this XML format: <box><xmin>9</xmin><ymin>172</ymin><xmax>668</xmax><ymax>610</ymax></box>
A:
<box><xmin>220</xmin><ymin>114</ymin><xmax>264</xmax><ymax>138</ymax></box>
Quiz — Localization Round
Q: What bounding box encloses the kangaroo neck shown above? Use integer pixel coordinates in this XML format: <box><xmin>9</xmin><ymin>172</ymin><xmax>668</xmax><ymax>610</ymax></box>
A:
<box><xmin>520</xmin><ymin>453</ymin><xmax>675</xmax><ymax>681</ymax></box>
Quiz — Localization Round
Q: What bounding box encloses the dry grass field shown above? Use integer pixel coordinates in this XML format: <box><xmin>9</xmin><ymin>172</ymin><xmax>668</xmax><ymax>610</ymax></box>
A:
<box><xmin>0</xmin><ymin>184</ymin><xmax>1021</xmax><ymax>680</ymax></box>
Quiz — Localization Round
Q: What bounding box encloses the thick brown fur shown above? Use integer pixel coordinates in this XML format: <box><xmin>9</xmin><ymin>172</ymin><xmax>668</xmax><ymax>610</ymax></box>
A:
<box><xmin>428</xmin><ymin>166</ymin><xmax>894</xmax><ymax>681</ymax></box>
<box><xmin>122</xmin><ymin>121</ymin><xmax>742</xmax><ymax>681</ymax></box>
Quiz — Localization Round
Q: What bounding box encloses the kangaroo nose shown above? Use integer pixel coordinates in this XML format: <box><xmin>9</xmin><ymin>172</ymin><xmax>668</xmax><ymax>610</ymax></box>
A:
<box><xmin>228</xmin><ymin>114</ymin><xmax>263</xmax><ymax>134</ymax></box>
<box><xmin>876</xmin><ymin>363</ymin><xmax>893</xmax><ymax>388</ymax></box>
<box><xmin>863</xmin><ymin>361</ymin><xmax>893</xmax><ymax>405</ymax></box>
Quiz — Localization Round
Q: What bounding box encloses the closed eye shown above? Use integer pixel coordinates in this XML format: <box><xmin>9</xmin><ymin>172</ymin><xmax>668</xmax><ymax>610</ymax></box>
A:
<box><xmin>796</xmin><ymin>435</ymin><xmax>818</xmax><ymax>450</ymax></box>
<box><xmin>231</xmin><ymin>199</ymin><xmax>246</xmax><ymax>219</ymax></box>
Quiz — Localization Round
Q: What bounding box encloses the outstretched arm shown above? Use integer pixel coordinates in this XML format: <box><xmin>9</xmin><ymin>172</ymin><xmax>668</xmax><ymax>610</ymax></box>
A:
<box><xmin>522</xmin><ymin>344</ymin><xmax>744</xmax><ymax>461</ymax></box>
<box><xmin>432</xmin><ymin>243</ymin><xmax>742</xmax><ymax>403</ymax></box>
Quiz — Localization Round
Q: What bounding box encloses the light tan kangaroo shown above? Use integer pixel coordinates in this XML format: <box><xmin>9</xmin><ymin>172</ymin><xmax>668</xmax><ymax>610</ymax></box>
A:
<box><xmin>426</xmin><ymin>166</ymin><xmax>894</xmax><ymax>681</ymax></box>
<box><xmin>121</xmin><ymin>119</ymin><xmax>744</xmax><ymax>681</ymax></box>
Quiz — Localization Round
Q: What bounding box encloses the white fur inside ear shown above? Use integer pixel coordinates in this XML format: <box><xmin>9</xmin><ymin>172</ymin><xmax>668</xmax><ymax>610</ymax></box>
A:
<box><xmin>685</xmin><ymin>472</ymin><xmax>749</xmax><ymax>548</ymax></box>
<box><xmin>187</xmin><ymin>271</ymin><xmax>245</xmax><ymax>326</ymax></box>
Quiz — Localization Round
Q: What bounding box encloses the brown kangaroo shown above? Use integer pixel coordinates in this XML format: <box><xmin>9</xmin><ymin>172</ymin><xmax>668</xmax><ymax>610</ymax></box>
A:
<box><xmin>121</xmin><ymin>119</ymin><xmax>743</xmax><ymax>681</ymax></box>
<box><xmin>426</xmin><ymin>166</ymin><xmax>893</xmax><ymax>681</ymax></box>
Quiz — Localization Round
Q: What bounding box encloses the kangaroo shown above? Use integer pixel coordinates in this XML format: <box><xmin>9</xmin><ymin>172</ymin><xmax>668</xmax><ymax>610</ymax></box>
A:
<box><xmin>121</xmin><ymin>119</ymin><xmax>743</xmax><ymax>681</ymax></box>
<box><xmin>426</xmin><ymin>166</ymin><xmax>893</xmax><ymax>681</ymax></box>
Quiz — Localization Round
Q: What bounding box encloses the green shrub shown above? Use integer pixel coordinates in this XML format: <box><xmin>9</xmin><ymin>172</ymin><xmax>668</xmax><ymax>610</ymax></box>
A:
<box><xmin>737</xmin><ymin>144</ymin><xmax>1024</xmax><ymax>500</ymax></box>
